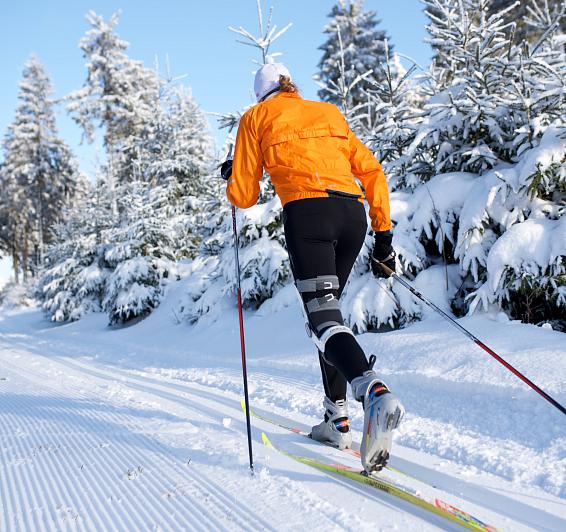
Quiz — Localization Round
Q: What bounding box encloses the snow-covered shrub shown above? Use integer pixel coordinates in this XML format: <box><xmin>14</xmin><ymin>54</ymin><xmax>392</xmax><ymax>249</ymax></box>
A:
<box><xmin>461</xmin><ymin>129</ymin><xmax>566</xmax><ymax>329</ymax></box>
<box><xmin>470</xmin><ymin>217</ymin><xmax>565</xmax><ymax>329</ymax></box>
<box><xmin>39</xmin><ymin>180</ymin><xmax>111</xmax><ymax>322</ymax></box>
<box><xmin>0</xmin><ymin>281</ymin><xmax>36</xmax><ymax>310</ymax></box>
<box><xmin>101</xmin><ymin>181</ymin><xmax>178</xmax><ymax>324</ymax></box>
<box><xmin>41</xmin><ymin>236</ymin><xmax>106</xmax><ymax>322</ymax></box>
<box><xmin>181</xmin><ymin>194</ymin><xmax>292</xmax><ymax>322</ymax></box>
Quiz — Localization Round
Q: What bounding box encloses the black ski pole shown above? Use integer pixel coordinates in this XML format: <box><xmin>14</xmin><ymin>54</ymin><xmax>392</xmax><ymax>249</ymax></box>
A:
<box><xmin>232</xmin><ymin>205</ymin><xmax>255</xmax><ymax>473</ymax></box>
<box><xmin>378</xmin><ymin>262</ymin><xmax>566</xmax><ymax>417</ymax></box>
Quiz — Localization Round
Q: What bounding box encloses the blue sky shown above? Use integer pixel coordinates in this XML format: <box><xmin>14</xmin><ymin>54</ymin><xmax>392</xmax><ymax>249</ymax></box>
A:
<box><xmin>0</xmin><ymin>1</ymin><xmax>432</xmax><ymax>280</ymax></box>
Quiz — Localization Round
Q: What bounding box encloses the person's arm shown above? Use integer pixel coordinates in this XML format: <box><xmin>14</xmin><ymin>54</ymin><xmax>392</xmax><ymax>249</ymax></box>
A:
<box><xmin>226</xmin><ymin>111</ymin><xmax>263</xmax><ymax>208</ymax></box>
<box><xmin>348</xmin><ymin>129</ymin><xmax>392</xmax><ymax>232</ymax></box>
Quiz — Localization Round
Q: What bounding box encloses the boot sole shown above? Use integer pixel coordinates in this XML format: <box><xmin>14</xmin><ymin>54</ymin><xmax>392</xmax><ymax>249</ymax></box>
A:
<box><xmin>363</xmin><ymin>403</ymin><xmax>403</xmax><ymax>473</ymax></box>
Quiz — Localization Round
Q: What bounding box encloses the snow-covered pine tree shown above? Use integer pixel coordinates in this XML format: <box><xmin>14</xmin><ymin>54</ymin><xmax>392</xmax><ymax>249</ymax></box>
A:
<box><xmin>102</xmin><ymin>180</ymin><xmax>178</xmax><ymax>324</ymax></box>
<box><xmin>0</xmin><ymin>157</ymin><xmax>24</xmax><ymax>283</ymax></box>
<box><xmin>120</xmin><ymin>77</ymin><xmax>215</xmax><ymax>258</ymax></box>
<box><xmin>397</xmin><ymin>0</ymin><xmax>566</xmax><ymax>328</ymax></box>
<box><xmin>341</xmin><ymin>0</ymin><xmax>565</xmax><ymax>332</ymax></box>
<box><xmin>39</xmin><ymin>177</ymin><xmax>113</xmax><ymax>322</ymax></box>
<box><xmin>488</xmin><ymin>0</ymin><xmax>566</xmax><ymax>45</ymax></box>
<box><xmin>127</xmin><ymin>80</ymin><xmax>213</xmax><ymax>190</ymax></box>
<box><xmin>67</xmin><ymin>11</ymin><xmax>160</xmax><ymax>192</ymax></box>
<box><xmin>363</xmin><ymin>43</ymin><xmax>421</xmax><ymax>190</ymax></box>
<box><xmin>1</xmin><ymin>56</ymin><xmax>78</xmax><ymax>282</ymax></box>
<box><xmin>317</xmin><ymin>0</ymin><xmax>392</xmax><ymax>120</ymax></box>
<box><xmin>411</xmin><ymin>0</ymin><xmax>547</xmax><ymax>179</ymax></box>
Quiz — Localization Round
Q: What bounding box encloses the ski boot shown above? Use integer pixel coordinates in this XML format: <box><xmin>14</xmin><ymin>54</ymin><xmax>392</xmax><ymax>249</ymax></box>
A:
<box><xmin>310</xmin><ymin>397</ymin><xmax>353</xmax><ymax>450</ymax></box>
<box><xmin>351</xmin><ymin>370</ymin><xmax>405</xmax><ymax>473</ymax></box>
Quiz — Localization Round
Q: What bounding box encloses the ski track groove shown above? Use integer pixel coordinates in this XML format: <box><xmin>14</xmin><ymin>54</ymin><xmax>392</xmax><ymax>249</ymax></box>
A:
<box><xmin>1</xmin><ymin>359</ymin><xmax>220</xmax><ymax>530</ymax></box>
<box><xmin>3</xmin><ymin>350</ymin><xmax>435</xmax><ymax>531</ymax></box>
<box><xmin>0</xmin><ymin>351</ymin><xmax>279</xmax><ymax>531</ymax></box>
<box><xmin>1</xmin><ymin>377</ymin><xmax>156</xmax><ymax>532</ymax></box>
<box><xmin>5</xmin><ymin>412</ymin><xmax>48</xmax><ymax>532</ymax></box>
<box><xmin>36</xmin><ymin>358</ymin><xmax>277</xmax><ymax>531</ymax></box>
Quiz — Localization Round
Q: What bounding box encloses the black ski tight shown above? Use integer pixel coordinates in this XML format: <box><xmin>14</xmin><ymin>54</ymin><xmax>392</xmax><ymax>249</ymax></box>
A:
<box><xmin>283</xmin><ymin>197</ymin><xmax>370</xmax><ymax>402</ymax></box>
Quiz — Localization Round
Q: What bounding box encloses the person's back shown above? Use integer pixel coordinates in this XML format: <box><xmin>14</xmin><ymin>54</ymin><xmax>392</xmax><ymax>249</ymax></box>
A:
<box><xmin>228</xmin><ymin>85</ymin><xmax>391</xmax><ymax>234</ymax></box>
<box><xmin>247</xmin><ymin>92</ymin><xmax>359</xmax><ymax>202</ymax></box>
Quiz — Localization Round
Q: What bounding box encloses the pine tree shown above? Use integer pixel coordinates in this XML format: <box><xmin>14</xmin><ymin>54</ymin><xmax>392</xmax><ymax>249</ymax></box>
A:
<box><xmin>68</xmin><ymin>11</ymin><xmax>160</xmax><ymax>191</ymax></box>
<box><xmin>317</xmin><ymin>0</ymin><xmax>392</xmax><ymax>116</ymax></box>
<box><xmin>102</xmin><ymin>180</ymin><xmax>178</xmax><ymax>324</ymax></box>
<box><xmin>1</xmin><ymin>56</ymin><xmax>78</xmax><ymax>281</ymax></box>
<box><xmin>342</xmin><ymin>0</ymin><xmax>565</xmax><ymax>332</ymax></box>
<box><xmin>0</xmin><ymin>160</ymin><xmax>22</xmax><ymax>283</ymax></box>
<box><xmin>363</xmin><ymin>44</ymin><xmax>421</xmax><ymax>190</ymax></box>
<box><xmin>488</xmin><ymin>0</ymin><xmax>566</xmax><ymax>44</ymax></box>
<box><xmin>129</xmin><ymin>83</ymin><xmax>213</xmax><ymax>190</ymax></box>
<box><xmin>39</xmin><ymin>178</ymin><xmax>112</xmax><ymax>322</ymax></box>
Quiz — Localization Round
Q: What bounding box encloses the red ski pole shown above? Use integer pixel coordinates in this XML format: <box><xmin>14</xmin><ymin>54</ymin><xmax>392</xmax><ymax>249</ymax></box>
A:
<box><xmin>378</xmin><ymin>263</ymin><xmax>566</xmax><ymax>417</ymax></box>
<box><xmin>231</xmin><ymin>205</ymin><xmax>254</xmax><ymax>472</ymax></box>
<box><xmin>221</xmin><ymin>141</ymin><xmax>254</xmax><ymax>473</ymax></box>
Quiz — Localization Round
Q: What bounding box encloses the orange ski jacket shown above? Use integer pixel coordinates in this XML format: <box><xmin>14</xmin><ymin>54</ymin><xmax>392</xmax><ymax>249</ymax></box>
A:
<box><xmin>226</xmin><ymin>92</ymin><xmax>391</xmax><ymax>232</ymax></box>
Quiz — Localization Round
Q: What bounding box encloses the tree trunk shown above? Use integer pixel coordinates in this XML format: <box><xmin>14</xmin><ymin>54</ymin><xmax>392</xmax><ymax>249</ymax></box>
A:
<box><xmin>22</xmin><ymin>227</ymin><xmax>29</xmax><ymax>282</ymax></box>
<box><xmin>12</xmin><ymin>248</ymin><xmax>19</xmax><ymax>285</ymax></box>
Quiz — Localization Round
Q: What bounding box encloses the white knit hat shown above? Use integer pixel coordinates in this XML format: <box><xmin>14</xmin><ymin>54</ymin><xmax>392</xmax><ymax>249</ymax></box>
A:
<box><xmin>254</xmin><ymin>58</ymin><xmax>291</xmax><ymax>102</ymax></box>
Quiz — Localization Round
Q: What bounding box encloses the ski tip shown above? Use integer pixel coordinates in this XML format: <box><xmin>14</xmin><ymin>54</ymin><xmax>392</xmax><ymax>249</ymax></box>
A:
<box><xmin>261</xmin><ymin>432</ymin><xmax>274</xmax><ymax>448</ymax></box>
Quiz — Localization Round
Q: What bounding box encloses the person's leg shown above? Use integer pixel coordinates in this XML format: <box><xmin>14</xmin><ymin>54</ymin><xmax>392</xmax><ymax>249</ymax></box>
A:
<box><xmin>283</xmin><ymin>198</ymin><xmax>355</xmax><ymax>447</ymax></box>
<box><xmin>322</xmin><ymin>199</ymin><xmax>370</xmax><ymax>381</ymax></box>
<box><xmin>318</xmin><ymin>350</ymin><xmax>346</xmax><ymax>402</ymax></box>
<box><xmin>284</xmin><ymin>198</ymin><xmax>371</xmax><ymax>385</ymax></box>
<box><xmin>285</xmin><ymin>198</ymin><xmax>404</xmax><ymax>469</ymax></box>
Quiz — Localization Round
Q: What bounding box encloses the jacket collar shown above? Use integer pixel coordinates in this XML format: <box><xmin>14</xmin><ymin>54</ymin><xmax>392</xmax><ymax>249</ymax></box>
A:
<box><xmin>262</xmin><ymin>91</ymin><xmax>302</xmax><ymax>103</ymax></box>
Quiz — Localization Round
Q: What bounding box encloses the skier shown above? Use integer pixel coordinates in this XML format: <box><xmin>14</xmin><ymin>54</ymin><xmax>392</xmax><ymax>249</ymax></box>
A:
<box><xmin>221</xmin><ymin>60</ymin><xmax>405</xmax><ymax>473</ymax></box>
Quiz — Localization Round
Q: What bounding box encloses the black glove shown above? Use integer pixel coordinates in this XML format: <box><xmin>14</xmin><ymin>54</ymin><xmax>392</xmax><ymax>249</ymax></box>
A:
<box><xmin>371</xmin><ymin>231</ymin><xmax>396</xmax><ymax>278</ymax></box>
<box><xmin>220</xmin><ymin>159</ymin><xmax>233</xmax><ymax>181</ymax></box>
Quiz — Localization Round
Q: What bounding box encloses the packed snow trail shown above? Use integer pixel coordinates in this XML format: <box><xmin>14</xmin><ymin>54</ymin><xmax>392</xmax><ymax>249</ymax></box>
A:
<box><xmin>1</xmin><ymin>299</ymin><xmax>565</xmax><ymax>530</ymax></box>
<box><xmin>1</xmin><ymin>343</ymin><xmax>453</xmax><ymax>531</ymax></box>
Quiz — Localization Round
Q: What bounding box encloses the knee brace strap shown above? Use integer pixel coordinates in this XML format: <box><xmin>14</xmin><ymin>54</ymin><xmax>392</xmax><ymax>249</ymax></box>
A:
<box><xmin>296</xmin><ymin>275</ymin><xmax>339</xmax><ymax>293</ymax></box>
<box><xmin>315</xmin><ymin>325</ymin><xmax>355</xmax><ymax>353</ymax></box>
<box><xmin>305</xmin><ymin>294</ymin><xmax>340</xmax><ymax>314</ymax></box>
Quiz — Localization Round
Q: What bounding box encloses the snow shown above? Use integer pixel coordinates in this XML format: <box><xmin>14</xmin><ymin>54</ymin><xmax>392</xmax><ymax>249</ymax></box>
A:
<box><xmin>486</xmin><ymin>217</ymin><xmax>566</xmax><ymax>292</ymax></box>
<box><xmin>1</xmin><ymin>280</ymin><xmax>565</xmax><ymax>530</ymax></box>
<box><xmin>0</xmin><ymin>257</ymin><xmax>12</xmax><ymax>287</ymax></box>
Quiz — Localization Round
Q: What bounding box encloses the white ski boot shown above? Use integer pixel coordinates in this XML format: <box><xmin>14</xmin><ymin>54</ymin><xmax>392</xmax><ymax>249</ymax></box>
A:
<box><xmin>310</xmin><ymin>397</ymin><xmax>353</xmax><ymax>450</ymax></box>
<box><xmin>351</xmin><ymin>370</ymin><xmax>405</xmax><ymax>473</ymax></box>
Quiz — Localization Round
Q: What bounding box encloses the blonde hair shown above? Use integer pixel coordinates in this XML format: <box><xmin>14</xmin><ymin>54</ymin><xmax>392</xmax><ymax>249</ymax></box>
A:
<box><xmin>278</xmin><ymin>74</ymin><xmax>299</xmax><ymax>94</ymax></box>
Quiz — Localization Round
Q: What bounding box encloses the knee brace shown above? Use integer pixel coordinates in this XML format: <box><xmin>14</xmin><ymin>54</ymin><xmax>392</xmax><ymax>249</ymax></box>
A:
<box><xmin>296</xmin><ymin>275</ymin><xmax>355</xmax><ymax>352</ymax></box>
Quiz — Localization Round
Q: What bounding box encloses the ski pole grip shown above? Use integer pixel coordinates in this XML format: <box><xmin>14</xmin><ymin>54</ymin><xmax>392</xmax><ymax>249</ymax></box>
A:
<box><xmin>378</xmin><ymin>261</ymin><xmax>395</xmax><ymax>277</ymax></box>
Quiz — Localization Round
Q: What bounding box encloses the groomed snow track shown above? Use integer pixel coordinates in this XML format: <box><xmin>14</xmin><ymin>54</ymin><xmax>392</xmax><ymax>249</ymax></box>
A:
<box><xmin>1</xmin><ymin>305</ymin><xmax>565</xmax><ymax>531</ymax></box>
